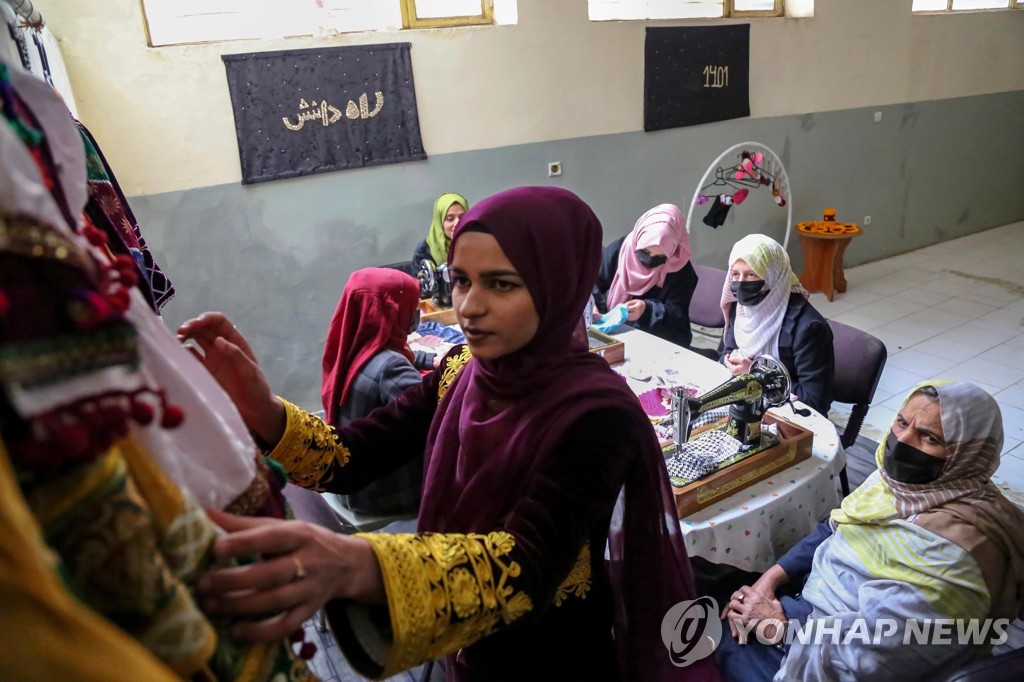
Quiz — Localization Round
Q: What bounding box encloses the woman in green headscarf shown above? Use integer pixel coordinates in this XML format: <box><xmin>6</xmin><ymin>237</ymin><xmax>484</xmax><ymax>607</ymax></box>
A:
<box><xmin>412</xmin><ymin>192</ymin><xmax>468</xmax><ymax>271</ymax></box>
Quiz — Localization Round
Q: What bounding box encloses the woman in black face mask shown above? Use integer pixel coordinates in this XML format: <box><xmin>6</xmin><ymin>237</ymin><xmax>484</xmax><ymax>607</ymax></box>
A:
<box><xmin>719</xmin><ymin>234</ymin><xmax>834</xmax><ymax>416</ymax></box>
<box><xmin>591</xmin><ymin>204</ymin><xmax>698</xmax><ymax>348</ymax></box>
<box><xmin>715</xmin><ymin>381</ymin><xmax>1024</xmax><ymax>682</ymax></box>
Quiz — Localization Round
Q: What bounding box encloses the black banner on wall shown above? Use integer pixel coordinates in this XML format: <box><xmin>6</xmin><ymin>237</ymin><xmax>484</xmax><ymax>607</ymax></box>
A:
<box><xmin>644</xmin><ymin>25</ymin><xmax>750</xmax><ymax>132</ymax></box>
<box><xmin>222</xmin><ymin>43</ymin><xmax>426</xmax><ymax>184</ymax></box>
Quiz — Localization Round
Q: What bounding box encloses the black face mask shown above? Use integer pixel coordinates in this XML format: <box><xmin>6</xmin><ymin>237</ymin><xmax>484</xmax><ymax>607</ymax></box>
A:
<box><xmin>636</xmin><ymin>250</ymin><xmax>668</xmax><ymax>269</ymax></box>
<box><xmin>408</xmin><ymin>310</ymin><xmax>421</xmax><ymax>336</ymax></box>
<box><xmin>730</xmin><ymin>279</ymin><xmax>769</xmax><ymax>307</ymax></box>
<box><xmin>882</xmin><ymin>432</ymin><xmax>945</xmax><ymax>484</ymax></box>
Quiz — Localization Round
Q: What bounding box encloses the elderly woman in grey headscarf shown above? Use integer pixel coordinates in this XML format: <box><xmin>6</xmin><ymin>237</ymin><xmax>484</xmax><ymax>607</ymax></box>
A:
<box><xmin>716</xmin><ymin>380</ymin><xmax>1024</xmax><ymax>682</ymax></box>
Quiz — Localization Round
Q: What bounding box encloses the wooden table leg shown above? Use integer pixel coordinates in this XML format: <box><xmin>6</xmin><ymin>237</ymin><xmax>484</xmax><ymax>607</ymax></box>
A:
<box><xmin>833</xmin><ymin>237</ymin><xmax>853</xmax><ymax>294</ymax></box>
<box><xmin>798</xmin><ymin>235</ymin><xmax>840</xmax><ymax>301</ymax></box>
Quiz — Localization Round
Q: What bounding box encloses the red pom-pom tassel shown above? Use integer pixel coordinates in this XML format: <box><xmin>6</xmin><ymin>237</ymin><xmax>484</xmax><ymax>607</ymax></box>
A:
<box><xmin>160</xmin><ymin>404</ymin><xmax>184</xmax><ymax>428</ymax></box>
<box><xmin>131</xmin><ymin>401</ymin><xmax>155</xmax><ymax>425</ymax></box>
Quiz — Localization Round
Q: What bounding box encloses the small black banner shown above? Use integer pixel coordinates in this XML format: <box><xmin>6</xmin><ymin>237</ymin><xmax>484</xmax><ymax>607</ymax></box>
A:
<box><xmin>222</xmin><ymin>43</ymin><xmax>426</xmax><ymax>184</ymax></box>
<box><xmin>644</xmin><ymin>25</ymin><xmax>750</xmax><ymax>132</ymax></box>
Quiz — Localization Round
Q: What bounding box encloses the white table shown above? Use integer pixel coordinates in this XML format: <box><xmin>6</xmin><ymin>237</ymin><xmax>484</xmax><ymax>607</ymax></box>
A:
<box><xmin>611</xmin><ymin>328</ymin><xmax>845</xmax><ymax>573</ymax></box>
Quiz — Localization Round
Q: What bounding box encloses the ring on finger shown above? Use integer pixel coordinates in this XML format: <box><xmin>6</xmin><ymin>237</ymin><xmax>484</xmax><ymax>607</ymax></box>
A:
<box><xmin>291</xmin><ymin>556</ymin><xmax>306</xmax><ymax>582</ymax></box>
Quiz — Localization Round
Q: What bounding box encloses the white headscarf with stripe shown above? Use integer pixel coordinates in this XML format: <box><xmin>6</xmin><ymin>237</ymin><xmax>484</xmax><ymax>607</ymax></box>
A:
<box><xmin>720</xmin><ymin>234</ymin><xmax>805</xmax><ymax>360</ymax></box>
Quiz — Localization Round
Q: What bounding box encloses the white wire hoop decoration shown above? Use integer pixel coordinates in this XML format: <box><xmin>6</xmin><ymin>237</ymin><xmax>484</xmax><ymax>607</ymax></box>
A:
<box><xmin>685</xmin><ymin>141</ymin><xmax>793</xmax><ymax>250</ymax></box>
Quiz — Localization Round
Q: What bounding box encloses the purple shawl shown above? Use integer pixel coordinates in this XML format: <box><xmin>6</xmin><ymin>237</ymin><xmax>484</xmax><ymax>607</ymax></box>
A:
<box><xmin>418</xmin><ymin>187</ymin><xmax>716</xmax><ymax>680</ymax></box>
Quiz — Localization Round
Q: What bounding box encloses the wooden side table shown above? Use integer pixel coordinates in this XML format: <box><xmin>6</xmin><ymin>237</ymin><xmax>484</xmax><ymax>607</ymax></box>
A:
<box><xmin>795</xmin><ymin>216</ymin><xmax>862</xmax><ymax>301</ymax></box>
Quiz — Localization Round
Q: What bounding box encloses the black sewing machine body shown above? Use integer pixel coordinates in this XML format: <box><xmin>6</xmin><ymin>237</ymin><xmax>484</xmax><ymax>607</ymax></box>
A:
<box><xmin>671</xmin><ymin>356</ymin><xmax>792</xmax><ymax>456</ymax></box>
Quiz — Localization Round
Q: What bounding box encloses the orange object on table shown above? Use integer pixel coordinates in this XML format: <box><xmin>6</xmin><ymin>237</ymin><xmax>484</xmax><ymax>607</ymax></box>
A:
<box><xmin>796</xmin><ymin>209</ymin><xmax>862</xmax><ymax>301</ymax></box>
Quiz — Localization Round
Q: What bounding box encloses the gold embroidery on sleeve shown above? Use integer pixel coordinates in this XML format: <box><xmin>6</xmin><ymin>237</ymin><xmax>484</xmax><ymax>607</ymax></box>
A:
<box><xmin>553</xmin><ymin>542</ymin><xmax>592</xmax><ymax>607</ymax></box>
<box><xmin>358</xmin><ymin>531</ymin><xmax>533</xmax><ymax>676</ymax></box>
<box><xmin>267</xmin><ymin>398</ymin><xmax>351</xmax><ymax>491</ymax></box>
<box><xmin>437</xmin><ymin>346</ymin><xmax>472</xmax><ymax>400</ymax></box>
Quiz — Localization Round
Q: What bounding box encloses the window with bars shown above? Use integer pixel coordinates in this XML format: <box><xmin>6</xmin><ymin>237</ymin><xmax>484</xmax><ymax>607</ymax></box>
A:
<box><xmin>912</xmin><ymin>0</ymin><xmax>1022</xmax><ymax>11</ymax></box>
<box><xmin>588</xmin><ymin>1</ymin><xmax>784</xmax><ymax>21</ymax></box>
<box><xmin>140</xmin><ymin>0</ymin><xmax>500</xmax><ymax>47</ymax></box>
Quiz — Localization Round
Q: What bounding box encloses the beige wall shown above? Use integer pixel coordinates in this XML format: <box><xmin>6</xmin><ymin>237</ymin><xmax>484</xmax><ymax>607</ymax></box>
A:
<box><xmin>36</xmin><ymin>0</ymin><xmax>1024</xmax><ymax>196</ymax></box>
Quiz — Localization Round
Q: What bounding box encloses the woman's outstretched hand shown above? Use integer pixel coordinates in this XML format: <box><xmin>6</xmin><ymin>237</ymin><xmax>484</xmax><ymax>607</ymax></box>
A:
<box><xmin>198</xmin><ymin>508</ymin><xmax>385</xmax><ymax>642</ymax></box>
<box><xmin>177</xmin><ymin>312</ymin><xmax>285</xmax><ymax>446</ymax></box>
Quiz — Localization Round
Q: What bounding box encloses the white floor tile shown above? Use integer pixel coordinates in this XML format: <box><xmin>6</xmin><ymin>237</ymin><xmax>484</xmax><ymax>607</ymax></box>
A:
<box><xmin>932</xmin><ymin>297</ymin><xmax>998</xmax><ymax>320</ymax></box>
<box><xmin>1002</xmin><ymin>299</ymin><xmax>1024</xmax><ymax>314</ymax></box>
<box><xmin>902</xmin><ymin>308</ymin><xmax>974</xmax><ymax>331</ymax></box>
<box><xmin>972</xmin><ymin>309</ymin><xmax>1024</xmax><ymax>334</ymax></box>
<box><xmin>1000</xmin><ymin>332</ymin><xmax>1024</xmax><ymax>350</ymax></box>
<box><xmin>996</xmin><ymin>383</ymin><xmax>1024</xmax><ymax>411</ymax></box>
<box><xmin>946</xmin><ymin>357</ymin><xmax>1024</xmax><ymax>390</ymax></box>
<box><xmin>831</xmin><ymin>311</ymin><xmax>886</xmax><ymax>332</ymax></box>
<box><xmin>912</xmin><ymin>336</ymin><xmax>985</xmax><ymax>364</ymax></box>
<box><xmin>872</xmin><ymin>319</ymin><xmax>945</xmax><ymax>344</ymax></box>
<box><xmin>858</xmin><ymin>274</ymin><xmax>931</xmax><ymax>296</ymax></box>
<box><xmin>994</xmin><ymin>453</ymin><xmax>1024</xmax><ymax>489</ymax></box>
<box><xmin>885</xmin><ymin>348</ymin><xmax>960</xmax><ymax>375</ymax></box>
<box><xmin>927</xmin><ymin>276</ymin><xmax>977</xmax><ymax>297</ymax></box>
<box><xmin>897</xmin><ymin>286</ymin><xmax>953</xmax><ymax>308</ymax></box>
<box><xmin>869</xmin><ymin>328</ymin><xmax>918</xmax><ymax>355</ymax></box>
<box><xmin>960</xmin><ymin>283</ymin><xmax>1024</xmax><ymax>307</ymax></box>
<box><xmin>875</xmin><ymin>365</ymin><xmax>929</xmax><ymax>398</ymax></box>
<box><xmin>814</xmin><ymin>298</ymin><xmax>865</xmax><ymax>319</ymax></box>
<box><xmin>848</xmin><ymin>299</ymin><xmax>925</xmax><ymax>325</ymax></box>
<box><xmin>998</xmin><ymin>404</ymin><xmax>1024</xmax><ymax>443</ymax></box>
<box><xmin>827</xmin><ymin>287</ymin><xmax>884</xmax><ymax>309</ymax></box>
<box><xmin>860</xmin><ymin>405</ymin><xmax>898</xmax><ymax>440</ymax></box>
<box><xmin>976</xmin><ymin>344</ymin><xmax>1024</xmax><ymax>371</ymax></box>
<box><xmin>934</xmin><ymin>325</ymin><xmax>1015</xmax><ymax>350</ymax></box>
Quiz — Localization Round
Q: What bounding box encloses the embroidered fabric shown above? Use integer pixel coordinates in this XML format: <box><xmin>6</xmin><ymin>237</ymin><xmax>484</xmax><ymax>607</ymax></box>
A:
<box><xmin>356</xmin><ymin>531</ymin><xmax>533</xmax><ymax>677</ymax></box>
<box><xmin>269</xmin><ymin>398</ymin><xmax>352</xmax><ymax>490</ymax></box>
<box><xmin>553</xmin><ymin>542</ymin><xmax>592</xmax><ymax>607</ymax></box>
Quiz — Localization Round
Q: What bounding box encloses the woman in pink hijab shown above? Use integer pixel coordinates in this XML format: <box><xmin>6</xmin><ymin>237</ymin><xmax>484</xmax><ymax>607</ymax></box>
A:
<box><xmin>593</xmin><ymin>203</ymin><xmax>698</xmax><ymax>348</ymax></box>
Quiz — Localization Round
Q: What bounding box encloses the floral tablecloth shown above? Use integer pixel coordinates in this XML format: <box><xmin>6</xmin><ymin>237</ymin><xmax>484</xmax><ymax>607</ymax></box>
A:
<box><xmin>612</xmin><ymin>328</ymin><xmax>845</xmax><ymax>573</ymax></box>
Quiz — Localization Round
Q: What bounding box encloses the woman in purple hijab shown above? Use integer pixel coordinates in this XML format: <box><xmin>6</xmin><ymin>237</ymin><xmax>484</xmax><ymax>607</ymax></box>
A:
<box><xmin>180</xmin><ymin>187</ymin><xmax>719</xmax><ymax>681</ymax></box>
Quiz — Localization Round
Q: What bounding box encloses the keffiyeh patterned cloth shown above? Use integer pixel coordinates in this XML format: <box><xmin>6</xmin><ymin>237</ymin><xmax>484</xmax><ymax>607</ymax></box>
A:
<box><xmin>720</xmin><ymin>233</ymin><xmax>805</xmax><ymax>360</ymax></box>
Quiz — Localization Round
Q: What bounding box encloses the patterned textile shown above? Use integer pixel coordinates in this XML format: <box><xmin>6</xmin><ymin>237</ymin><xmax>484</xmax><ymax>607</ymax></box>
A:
<box><xmin>666</xmin><ymin>429</ymin><xmax>742</xmax><ymax>482</ymax></box>
<box><xmin>77</xmin><ymin>121</ymin><xmax>175</xmax><ymax>311</ymax></box>
<box><xmin>352</xmin><ymin>532</ymin><xmax>534</xmax><ymax>678</ymax></box>
<box><xmin>779</xmin><ymin>518</ymin><xmax>990</xmax><ymax>680</ymax></box>
<box><xmin>0</xmin><ymin>56</ymin><xmax>313</xmax><ymax>680</ymax></box>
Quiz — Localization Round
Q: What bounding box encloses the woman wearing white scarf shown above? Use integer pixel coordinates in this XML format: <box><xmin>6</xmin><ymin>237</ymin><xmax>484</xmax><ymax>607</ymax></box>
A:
<box><xmin>719</xmin><ymin>234</ymin><xmax>834</xmax><ymax>415</ymax></box>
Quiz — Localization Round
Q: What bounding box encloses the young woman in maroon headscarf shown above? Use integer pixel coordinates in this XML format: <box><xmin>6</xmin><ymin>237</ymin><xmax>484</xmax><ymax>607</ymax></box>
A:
<box><xmin>179</xmin><ymin>187</ymin><xmax>719</xmax><ymax>681</ymax></box>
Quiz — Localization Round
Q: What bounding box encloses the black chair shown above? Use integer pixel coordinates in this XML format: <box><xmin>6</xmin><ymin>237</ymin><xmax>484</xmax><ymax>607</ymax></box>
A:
<box><xmin>689</xmin><ymin>264</ymin><xmax>728</xmax><ymax>330</ymax></box>
<box><xmin>381</xmin><ymin>260</ymin><xmax>418</xmax><ymax>277</ymax></box>
<box><xmin>937</xmin><ymin>647</ymin><xmax>1024</xmax><ymax>682</ymax></box>
<box><xmin>828</xmin><ymin>319</ymin><xmax>887</xmax><ymax>497</ymax></box>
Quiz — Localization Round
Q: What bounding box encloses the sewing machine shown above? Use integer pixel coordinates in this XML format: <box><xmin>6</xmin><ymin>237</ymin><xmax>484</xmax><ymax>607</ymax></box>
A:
<box><xmin>417</xmin><ymin>260</ymin><xmax>452</xmax><ymax>308</ymax></box>
<box><xmin>671</xmin><ymin>356</ymin><xmax>793</xmax><ymax>454</ymax></box>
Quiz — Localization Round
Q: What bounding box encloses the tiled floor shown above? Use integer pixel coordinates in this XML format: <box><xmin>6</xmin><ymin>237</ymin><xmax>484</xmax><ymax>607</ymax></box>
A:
<box><xmin>817</xmin><ymin>220</ymin><xmax>1024</xmax><ymax>507</ymax></box>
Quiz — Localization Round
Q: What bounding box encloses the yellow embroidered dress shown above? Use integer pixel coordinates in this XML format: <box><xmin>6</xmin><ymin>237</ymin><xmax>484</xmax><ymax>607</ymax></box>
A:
<box><xmin>268</xmin><ymin>346</ymin><xmax>635</xmax><ymax>680</ymax></box>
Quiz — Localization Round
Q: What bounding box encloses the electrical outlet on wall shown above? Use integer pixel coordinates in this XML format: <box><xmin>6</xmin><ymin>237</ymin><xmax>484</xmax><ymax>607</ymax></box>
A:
<box><xmin>547</xmin><ymin>161</ymin><xmax>562</xmax><ymax>177</ymax></box>
<box><xmin>863</xmin><ymin>215</ymin><xmax>872</xmax><ymax>226</ymax></box>
<box><xmin>873</xmin><ymin>111</ymin><xmax>883</xmax><ymax>123</ymax></box>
